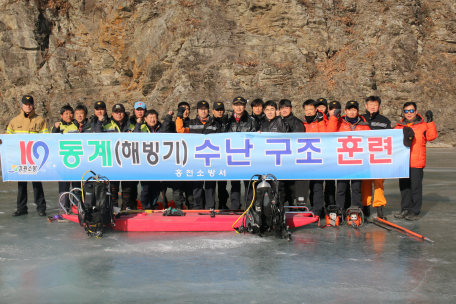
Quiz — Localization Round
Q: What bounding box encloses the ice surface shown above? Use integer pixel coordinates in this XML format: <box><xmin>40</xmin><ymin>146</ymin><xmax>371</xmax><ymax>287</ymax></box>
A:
<box><xmin>0</xmin><ymin>149</ymin><xmax>455</xmax><ymax>303</ymax></box>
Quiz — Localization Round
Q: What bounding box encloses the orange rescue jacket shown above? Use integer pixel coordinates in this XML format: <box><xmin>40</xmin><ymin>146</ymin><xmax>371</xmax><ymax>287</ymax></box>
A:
<box><xmin>326</xmin><ymin>115</ymin><xmax>370</xmax><ymax>132</ymax></box>
<box><xmin>394</xmin><ymin>114</ymin><xmax>437</xmax><ymax>168</ymax></box>
<box><xmin>303</xmin><ymin>111</ymin><xmax>326</xmax><ymax>132</ymax></box>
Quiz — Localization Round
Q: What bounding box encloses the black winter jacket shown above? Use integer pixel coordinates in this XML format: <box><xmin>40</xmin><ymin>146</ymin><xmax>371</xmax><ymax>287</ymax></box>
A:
<box><xmin>260</xmin><ymin>116</ymin><xmax>290</xmax><ymax>133</ymax></box>
<box><xmin>90</xmin><ymin>114</ymin><xmax>109</xmax><ymax>133</ymax></box>
<box><xmin>188</xmin><ymin>116</ymin><xmax>220</xmax><ymax>134</ymax></box>
<box><xmin>227</xmin><ymin>111</ymin><xmax>258</xmax><ymax>132</ymax></box>
<box><xmin>362</xmin><ymin>111</ymin><xmax>392</xmax><ymax>130</ymax></box>
<box><xmin>283</xmin><ymin>113</ymin><xmax>305</xmax><ymax>132</ymax></box>
<box><xmin>252</xmin><ymin>112</ymin><xmax>266</xmax><ymax>130</ymax></box>
<box><xmin>213</xmin><ymin>115</ymin><xmax>229</xmax><ymax>133</ymax></box>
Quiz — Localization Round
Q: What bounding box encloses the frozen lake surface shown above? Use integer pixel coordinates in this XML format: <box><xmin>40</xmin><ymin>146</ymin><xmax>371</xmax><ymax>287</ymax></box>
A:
<box><xmin>0</xmin><ymin>148</ymin><xmax>455</xmax><ymax>303</ymax></box>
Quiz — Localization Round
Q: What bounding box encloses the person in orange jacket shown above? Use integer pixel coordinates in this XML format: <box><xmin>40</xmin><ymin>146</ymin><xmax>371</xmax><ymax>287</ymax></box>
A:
<box><xmin>303</xmin><ymin>99</ymin><xmax>327</xmax><ymax>133</ymax></box>
<box><xmin>326</xmin><ymin>101</ymin><xmax>370</xmax><ymax>217</ymax></box>
<box><xmin>302</xmin><ymin>99</ymin><xmax>327</xmax><ymax>217</ymax></box>
<box><xmin>393</xmin><ymin>102</ymin><xmax>437</xmax><ymax>220</ymax></box>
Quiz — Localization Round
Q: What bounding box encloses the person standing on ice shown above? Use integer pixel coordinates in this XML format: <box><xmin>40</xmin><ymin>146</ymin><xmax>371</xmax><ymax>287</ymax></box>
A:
<box><xmin>279</xmin><ymin>99</ymin><xmax>306</xmax><ymax>207</ymax></box>
<box><xmin>103</xmin><ymin>104</ymin><xmax>136</xmax><ymax>210</ymax></box>
<box><xmin>326</xmin><ymin>101</ymin><xmax>370</xmax><ymax>218</ymax></box>
<box><xmin>360</xmin><ymin>96</ymin><xmax>392</xmax><ymax>220</ymax></box>
<box><xmin>394</xmin><ymin>102</ymin><xmax>437</xmax><ymax>221</ymax></box>
<box><xmin>226</xmin><ymin>97</ymin><xmax>258</xmax><ymax>210</ymax></box>
<box><xmin>134</xmin><ymin>109</ymin><xmax>163</xmax><ymax>209</ymax></box>
<box><xmin>7</xmin><ymin>95</ymin><xmax>49</xmax><ymax>217</ymax></box>
<box><xmin>176</xmin><ymin>100</ymin><xmax>221</xmax><ymax>210</ymax></box>
<box><xmin>301</xmin><ymin>99</ymin><xmax>326</xmax><ymax>217</ymax></box>
<box><xmin>258</xmin><ymin>100</ymin><xmax>289</xmax><ymax>204</ymax></box>
<box><xmin>162</xmin><ymin>101</ymin><xmax>194</xmax><ymax>210</ymax></box>
<box><xmin>52</xmin><ymin>105</ymin><xmax>77</xmax><ymax>214</ymax></box>
<box><xmin>211</xmin><ymin>101</ymin><xmax>230</xmax><ymax>209</ymax></box>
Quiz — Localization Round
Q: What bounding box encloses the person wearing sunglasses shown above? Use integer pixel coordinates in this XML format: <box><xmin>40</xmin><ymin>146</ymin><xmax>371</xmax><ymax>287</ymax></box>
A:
<box><xmin>394</xmin><ymin>102</ymin><xmax>438</xmax><ymax>220</ymax></box>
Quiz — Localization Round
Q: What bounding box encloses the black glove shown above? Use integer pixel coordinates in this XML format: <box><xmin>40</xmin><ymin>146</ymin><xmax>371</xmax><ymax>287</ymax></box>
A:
<box><xmin>177</xmin><ymin>106</ymin><xmax>186</xmax><ymax>119</ymax></box>
<box><xmin>425</xmin><ymin>110</ymin><xmax>433</xmax><ymax>123</ymax></box>
<box><xmin>221</xmin><ymin>114</ymin><xmax>228</xmax><ymax>125</ymax></box>
<box><xmin>333</xmin><ymin>109</ymin><xmax>341</xmax><ymax>118</ymax></box>
<box><xmin>403</xmin><ymin>127</ymin><xmax>415</xmax><ymax>147</ymax></box>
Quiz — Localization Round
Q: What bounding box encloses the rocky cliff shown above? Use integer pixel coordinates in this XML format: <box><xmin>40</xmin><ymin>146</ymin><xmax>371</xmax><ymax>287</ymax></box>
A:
<box><xmin>1</xmin><ymin>0</ymin><xmax>455</xmax><ymax>144</ymax></box>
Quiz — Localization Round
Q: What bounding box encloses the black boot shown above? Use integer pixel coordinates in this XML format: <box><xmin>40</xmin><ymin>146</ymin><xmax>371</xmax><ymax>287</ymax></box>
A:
<box><xmin>405</xmin><ymin>212</ymin><xmax>419</xmax><ymax>221</ymax></box>
<box><xmin>362</xmin><ymin>205</ymin><xmax>371</xmax><ymax>217</ymax></box>
<box><xmin>12</xmin><ymin>209</ymin><xmax>28</xmax><ymax>216</ymax></box>
<box><xmin>394</xmin><ymin>210</ymin><xmax>409</xmax><ymax>219</ymax></box>
<box><xmin>376</xmin><ymin>206</ymin><xmax>387</xmax><ymax>220</ymax></box>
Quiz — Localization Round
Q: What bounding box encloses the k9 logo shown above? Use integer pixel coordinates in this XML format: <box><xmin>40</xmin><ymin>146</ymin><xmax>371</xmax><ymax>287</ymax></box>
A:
<box><xmin>20</xmin><ymin>141</ymin><xmax>50</xmax><ymax>171</ymax></box>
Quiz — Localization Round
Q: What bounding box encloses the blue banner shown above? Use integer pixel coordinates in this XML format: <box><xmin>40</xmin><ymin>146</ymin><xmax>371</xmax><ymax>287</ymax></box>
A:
<box><xmin>0</xmin><ymin>130</ymin><xmax>409</xmax><ymax>181</ymax></box>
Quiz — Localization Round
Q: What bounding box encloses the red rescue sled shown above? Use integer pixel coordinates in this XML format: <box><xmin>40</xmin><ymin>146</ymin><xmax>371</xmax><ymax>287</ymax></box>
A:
<box><xmin>62</xmin><ymin>205</ymin><xmax>319</xmax><ymax>232</ymax></box>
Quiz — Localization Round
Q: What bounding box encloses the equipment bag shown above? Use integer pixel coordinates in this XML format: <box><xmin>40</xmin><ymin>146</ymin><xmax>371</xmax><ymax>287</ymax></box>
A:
<box><xmin>79</xmin><ymin>171</ymin><xmax>114</xmax><ymax>237</ymax></box>
<box><xmin>236</xmin><ymin>174</ymin><xmax>291</xmax><ymax>241</ymax></box>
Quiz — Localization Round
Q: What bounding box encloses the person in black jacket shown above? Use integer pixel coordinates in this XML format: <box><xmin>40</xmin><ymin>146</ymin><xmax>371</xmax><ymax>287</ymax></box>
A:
<box><xmin>278</xmin><ymin>99</ymin><xmax>307</xmax><ymax>207</ymax></box>
<box><xmin>134</xmin><ymin>109</ymin><xmax>163</xmax><ymax>209</ymax></box>
<box><xmin>227</xmin><ymin>97</ymin><xmax>258</xmax><ymax>209</ymax></box>
<box><xmin>163</xmin><ymin>102</ymin><xmax>194</xmax><ymax>209</ymax></box>
<box><xmin>212</xmin><ymin>102</ymin><xmax>229</xmax><ymax>209</ymax></box>
<box><xmin>279</xmin><ymin>99</ymin><xmax>304</xmax><ymax>133</ymax></box>
<box><xmin>177</xmin><ymin>101</ymin><xmax>221</xmax><ymax>209</ymax></box>
<box><xmin>251</xmin><ymin>98</ymin><xmax>266</xmax><ymax>130</ymax></box>
<box><xmin>259</xmin><ymin>100</ymin><xmax>289</xmax><ymax>133</ymax></box>
<box><xmin>129</xmin><ymin>101</ymin><xmax>148</xmax><ymax>210</ymax></box>
<box><xmin>258</xmin><ymin>100</ymin><xmax>288</xmax><ymax>204</ymax></box>
<box><xmin>52</xmin><ymin>105</ymin><xmax>76</xmax><ymax>214</ymax></box>
<box><xmin>361</xmin><ymin>96</ymin><xmax>392</xmax><ymax>219</ymax></box>
<box><xmin>68</xmin><ymin>105</ymin><xmax>92</xmax><ymax>210</ymax></box>
<box><xmin>103</xmin><ymin>104</ymin><xmax>136</xmax><ymax>210</ymax></box>
<box><xmin>91</xmin><ymin>101</ymin><xmax>109</xmax><ymax>133</ymax></box>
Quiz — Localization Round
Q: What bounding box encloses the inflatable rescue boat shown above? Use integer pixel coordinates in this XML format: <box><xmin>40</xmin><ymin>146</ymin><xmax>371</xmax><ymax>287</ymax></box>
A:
<box><xmin>62</xmin><ymin>204</ymin><xmax>319</xmax><ymax>232</ymax></box>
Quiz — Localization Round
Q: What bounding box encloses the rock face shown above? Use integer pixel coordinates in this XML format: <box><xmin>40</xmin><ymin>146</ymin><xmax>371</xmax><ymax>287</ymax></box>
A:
<box><xmin>0</xmin><ymin>0</ymin><xmax>455</xmax><ymax>143</ymax></box>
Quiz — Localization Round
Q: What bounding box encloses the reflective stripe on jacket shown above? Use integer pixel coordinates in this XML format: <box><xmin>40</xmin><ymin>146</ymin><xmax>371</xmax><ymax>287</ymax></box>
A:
<box><xmin>103</xmin><ymin>117</ymin><xmax>135</xmax><ymax>133</ymax></box>
<box><xmin>6</xmin><ymin>110</ymin><xmax>48</xmax><ymax>134</ymax></box>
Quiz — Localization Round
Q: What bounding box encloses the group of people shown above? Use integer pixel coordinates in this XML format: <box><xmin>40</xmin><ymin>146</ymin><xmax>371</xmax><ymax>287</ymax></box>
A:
<box><xmin>6</xmin><ymin>94</ymin><xmax>438</xmax><ymax>223</ymax></box>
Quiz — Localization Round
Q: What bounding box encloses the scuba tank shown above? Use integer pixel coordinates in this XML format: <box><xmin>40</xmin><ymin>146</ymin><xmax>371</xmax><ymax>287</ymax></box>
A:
<box><xmin>235</xmin><ymin>174</ymin><xmax>291</xmax><ymax>241</ymax></box>
<box><xmin>79</xmin><ymin>171</ymin><xmax>114</xmax><ymax>237</ymax></box>
<box><xmin>346</xmin><ymin>206</ymin><xmax>365</xmax><ymax>229</ymax></box>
